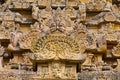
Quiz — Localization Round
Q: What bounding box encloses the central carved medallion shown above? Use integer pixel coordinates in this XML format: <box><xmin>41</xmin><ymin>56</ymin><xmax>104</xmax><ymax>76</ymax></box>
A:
<box><xmin>30</xmin><ymin>34</ymin><xmax>83</xmax><ymax>60</ymax></box>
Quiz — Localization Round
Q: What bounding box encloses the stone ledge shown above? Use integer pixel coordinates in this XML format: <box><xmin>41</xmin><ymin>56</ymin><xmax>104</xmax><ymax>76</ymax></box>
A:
<box><xmin>78</xmin><ymin>71</ymin><xmax>120</xmax><ymax>80</ymax></box>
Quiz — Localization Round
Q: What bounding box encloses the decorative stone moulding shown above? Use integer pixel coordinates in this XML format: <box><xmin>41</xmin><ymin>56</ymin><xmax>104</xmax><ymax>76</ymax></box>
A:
<box><xmin>86</xmin><ymin>0</ymin><xmax>106</xmax><ymax>12</ymax></box>
<box><xmin>51</xmin><ymin>0</ymin><xmax>66</xmax><ymax>8</ymax></box>
<box><xmin>112</xmin><ymin>42</ymin><xmax>120</xmax><ymax>57</ymax></box>
<box><xmin>9</xmin><ymin>0</ymin><xmax>31</xmax><ymax>9</ymax></box>
<box><xmin>38</xmin><ymin>0</ymin><xmax>51</xmax><ymax>8</ymax></box>
<box><xmin>104</xmin><ymin>13</ymin><xmax>116</xmax><ymax>22</ymax></box>
<box><xmin>1</xmin><ymin>0</ymin><xmax>120</xmax><ymax>80</ymax></box>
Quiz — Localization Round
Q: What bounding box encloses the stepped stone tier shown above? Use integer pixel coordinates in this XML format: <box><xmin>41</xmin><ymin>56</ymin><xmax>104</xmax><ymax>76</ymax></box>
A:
<box><xmin>0</xmin><ymin>0</ymin><xmax>120</xmax><ymax>80</ymax></box>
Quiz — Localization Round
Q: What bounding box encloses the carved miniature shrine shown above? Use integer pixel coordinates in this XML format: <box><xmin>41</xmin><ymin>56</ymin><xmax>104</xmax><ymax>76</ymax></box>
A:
<box><xmin>0</xmin><ymin>0</ymin><xmax>120</xmax><ymax>80</ymax></box>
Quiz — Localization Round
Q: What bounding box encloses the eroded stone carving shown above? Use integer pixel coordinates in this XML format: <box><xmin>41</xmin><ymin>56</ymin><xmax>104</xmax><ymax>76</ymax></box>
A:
<box><xmin>86</xmin><ymin>0</ymin><xmax>106</xmax><ymax>11</ymax></box>
<box><xmin>96</xmin><ymin>28</ymin><xmax>107</xmax><ymax>52</ymax></box>
<box><xmin>52</xmin><ymin>0</ymin><xmax>65</xmax><ymax>7</ymax></box>
<box><xmin>105</xmin><ymin>23</ymin><xmax>118</xmax><ymax>42</ymax></box>
<box><xmin>112</xmin><ymin>42</ymin><xmax>120</xmax><ymax>57</ymax></box>
<box><xmin>8</xmin><ymin>24</ymin><xmax>22</xmax><ymax>50</ymax></box>
<box><xmin>10</xmin><ymin>0</ymin><xmax>30</xmax><ymax>9</ymax></box>
<box><xmin>38</xmin><ymin>0</ymin><xmax>51</xmax><ymax>8</ymax></box>
<box><xmin>0</xmin><ymin>0</ymin><xmax>120</xmax><ymax>80</ymax></box>
<box><xmin>0</xmin><ymin>21</ymin><xmax>15</xmax><ymax>39</ymax></box>
<box><xmin>64</xmin><ymin>6</ymin><xmax>77</xmax><ymax>19</ymax></box>
<box><xmin>78</xmin><ymin>3</ymin><xmax>86</xmax><ymax>21</ymax></box>
<box><xmin>32</xmin><ymin>5</ymin><xmax>39</xmax><ymax>20</ymax></box>
<box><xmin>0</xmin><ymin>44</ymin><xmax>4</xmax><ymax>70</ymax></box>
<box><xmin>66</xmin><ymin>0</ymin><xmax>78</xmax><ymax>7</ymax></box>
<box><xmin>19</xmin><ymin>23</ymin><xmax>40</xmax><ymax>49</ymax></box>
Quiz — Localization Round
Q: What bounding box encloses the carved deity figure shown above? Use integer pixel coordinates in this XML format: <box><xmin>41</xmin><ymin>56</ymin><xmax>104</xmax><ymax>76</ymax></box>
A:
<box><xmin>96</xmin><ymin>27</ymin><xmax>107</xmax><ymax>52</ymax></box>
<box><xmin>75</xmin><ymin>22</ymin><xmax>87</xmax><ymax>40</ymax></box>
<box><xmin>8</xmin><ymin>24</ymin><xmax>22</xmax><ymax>50</ymax></box>
<box><xmin>106</xmin><ymin>23</ymin><xmax>114</xmax><ymax>34</ymax></box>
<box><xmin>105</xmin><ymin>23</ymin><xmax>117</xmax><ymax>41</ymax></box>
<box><xmin>65</xmin><ymin>66</ymin><xmax>74</xmax><ymax>78</ymax></box>
<box><xmin>79</xmin><ymin>3</ymin><xmax>86</xmax><ymax>21</ymax></box>
<box><xmin>51</xmin><ymin>62</ymin><xmax>63</xmax><ymax>78</ymax></box>
<box><xmin>32</xmin><ymin>5</ymin><xmax>39</xmax><ymax>19</ymax></box>
<box><xmin>64</xmin><ymin>16</ymin><xmax>75</xmax><ymax>35</ymax></box>
<box><xmin>86</xmin><ymin>33</ymin><xmax>97</xmax><ymax>50</ymax></box>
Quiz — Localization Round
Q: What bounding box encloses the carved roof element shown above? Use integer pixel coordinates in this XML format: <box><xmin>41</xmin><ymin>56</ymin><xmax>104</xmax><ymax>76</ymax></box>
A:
<box><xmin>86</xmin><ymin>4</ymin><xmax>120</xmax><ymax>25</ymax></box>
<box><xmin>26</xmin><ymin>7</ymin><xmax>87</xmax><ymax>61</ymax></box>
<box><xmin>86</xmin><ymin>0</ymin><xmax>110</xmax><ymax>12</ymax></box>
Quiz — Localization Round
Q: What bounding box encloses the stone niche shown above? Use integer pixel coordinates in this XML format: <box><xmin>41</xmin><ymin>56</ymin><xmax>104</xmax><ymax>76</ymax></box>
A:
<box><xmin>37</xmin><ymin>63</ymin><xmax>50</xmax><ymax>78</ymax></box>
<box><xmin>34</xmin><ymin>62</ymin><xmax>77</xmax><ymax>79</ymax></box>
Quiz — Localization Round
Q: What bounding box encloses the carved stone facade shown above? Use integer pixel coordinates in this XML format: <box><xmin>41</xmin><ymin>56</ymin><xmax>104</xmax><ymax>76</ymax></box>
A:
<box><xmin>0</xmin><ymin>0</ymin><xmax>120</xmax><ymax>80</ymax></box>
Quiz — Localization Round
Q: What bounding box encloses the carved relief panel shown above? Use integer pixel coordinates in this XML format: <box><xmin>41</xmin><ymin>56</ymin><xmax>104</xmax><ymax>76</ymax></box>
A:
<box><xmin>2</xmin><ymin>10</ymin><xmax>14</xmax><ymax>21</ymax></box>
<box><xmin>37</xmin><ymin>62</ymin><xmax>77</xmax><ymax>79</ymax></box>
<box><xmin>37</xmin><ymin>64</ymin><xmax>49</xmax><ymax>78</ymax></box>
<box><xmin>0</xmin><ymin>21</ymin><xmax>15</xmax><ymax>39</ymax></box>
<box><xmin>105</xmin><ymin>23</ymin><xmax>117</xmax><ymax>42</ymax></box>
<box><xmin>11</xmin><ymin>0</ymin><xmax>30</xmax><ymax>9</ymax></box>
<box><xmin>65</xmin><ymin>64</ymin><xmax>76</xmax><ymax>78</ymax></box>
<box><xmin>78</xmin><ymin>3</ymin><xmax>86</xmax><ymax>21</ymax></box>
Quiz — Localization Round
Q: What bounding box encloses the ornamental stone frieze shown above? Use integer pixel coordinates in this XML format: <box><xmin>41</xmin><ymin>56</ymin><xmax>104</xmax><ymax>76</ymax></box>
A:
<box><xmin>0</xmin><ymin>0</ymin><xmax>120</xmax><ymax>80</ymax></box>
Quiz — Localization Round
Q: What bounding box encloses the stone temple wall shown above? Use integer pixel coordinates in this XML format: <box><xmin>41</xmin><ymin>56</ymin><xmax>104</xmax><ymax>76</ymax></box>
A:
<box><xmin>0</xmin><ymin>0</ymin><xmax>120</xmax><ymax>80</ymax></box>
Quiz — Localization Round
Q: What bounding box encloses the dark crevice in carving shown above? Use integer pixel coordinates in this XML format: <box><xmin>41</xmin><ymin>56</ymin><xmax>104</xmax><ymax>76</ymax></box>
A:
<box><xmin>0</xmin><ymin>0</ymin><xmax>5</xmax><ymax>4</ymax></box>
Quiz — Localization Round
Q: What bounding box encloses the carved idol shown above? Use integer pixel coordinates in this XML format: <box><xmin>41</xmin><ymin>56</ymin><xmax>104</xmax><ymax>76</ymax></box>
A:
<box><xmin>96</xmin><ymin>27</ymin><xmax>107</xmax><ymax>52</ymax></box>
<box><xmin>8</xmin><ymin>24</ymin><xmax>22</xmax><ymax>50</ymax></box>
<box><xmin>79</xmin><ymin>3</ymin><xmax>86</xmax><ymax>21</ymax></box>
<box><xmin>32</xmin><ymin>5</ymin><xmax>39</xmax><ymax>19</ymax></box>
<box><xmin>51</xmin><ymin>62</ymin><xmax>63</xmax><ymax>78</ymax></box>
<box><xmin>106</xmin><ymin>23</ymin><xmax>117</xmax><ymax>41</ymax></box>
<box><xmin>86</xmin><ymin>33</ymin><xmax>97</xmax><ymax>50</ymax></box>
